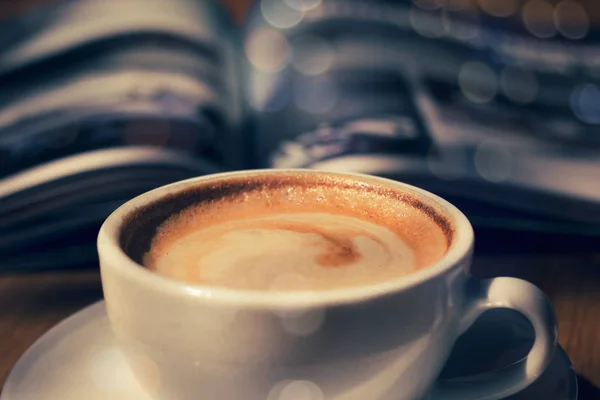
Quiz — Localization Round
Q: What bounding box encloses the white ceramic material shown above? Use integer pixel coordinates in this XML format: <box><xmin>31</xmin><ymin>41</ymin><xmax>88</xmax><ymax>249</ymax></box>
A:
<box><xmin>0</xmin><ymin>302</ymin><xmax>577</xmax><ymax>400</ymax></box>
<box><xmin>96</xmin><ymin>170</ymin><xmax>558</xmax><ymax>400</ymax></box>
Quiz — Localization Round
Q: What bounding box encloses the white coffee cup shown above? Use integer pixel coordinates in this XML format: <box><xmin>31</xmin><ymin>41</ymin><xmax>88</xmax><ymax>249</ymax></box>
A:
<box><xmin>97</xmin><ymin>169</ymin><xmax>557</xmax><ymax>400</ymax></box>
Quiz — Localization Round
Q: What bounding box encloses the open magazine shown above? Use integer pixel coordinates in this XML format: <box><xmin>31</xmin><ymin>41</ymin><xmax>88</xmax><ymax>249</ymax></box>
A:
<box><xmin>0</xmin><ymin>0</ymin><xmax>240</xmax><ymax>271</ymax></box>
<box><xmin>1</xmin><ymin>0</ymin><xmax>599</xmax><ymax>271</ymax></box>
<box><xmin>246</xmin><ymin>0</ymin><xmax>600</xmax><ymax>245</ymax></box>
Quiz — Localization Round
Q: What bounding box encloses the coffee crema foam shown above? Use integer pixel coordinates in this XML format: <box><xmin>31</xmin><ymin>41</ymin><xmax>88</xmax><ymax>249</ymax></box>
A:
<box><xmin>141</xmin><ymin>174</ymin><xmax>452</xmax><ymax>292</ymax></box>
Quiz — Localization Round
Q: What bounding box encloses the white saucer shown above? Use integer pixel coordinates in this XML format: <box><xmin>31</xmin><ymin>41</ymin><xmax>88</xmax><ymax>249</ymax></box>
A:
<box><xmin>1</xmin><ymin>302</ymin><xmax>577</xmax><ymax>400</ymax></box>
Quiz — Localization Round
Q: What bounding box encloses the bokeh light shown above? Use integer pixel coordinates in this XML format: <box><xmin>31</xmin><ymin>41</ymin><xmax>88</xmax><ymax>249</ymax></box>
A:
<box><xmin>474</xmin><ymin>140</ymin><xmax>513</xmax><ymax>182</ymax></box>
<box><xmin>292</xmin><ymin>35</ymin><xmax>335</xmax><ymax>76</ymax></box>
<box><xmin>477</xmin><ymin>0</ymin><xmax>519</xmax><ymax>17</ymax></box>
<box><xmin>570</xmin><ymin>83</ymin><xmax>600</xmax><ymax>124</ymax></box>
<box><xmin>261</xmin><ymin>0</ymin><xmax>305</xmax><ymax>29</ymax></box>
<box><xmin>90</xmin><ymin>347</ymin><xmax>135</xmax><ymax>390</ymax></box>
<box><xmin>279</xmin><ymin>307</ymin><xmax>326</xmax><ymax>336</ymax></box>
<box><xmin>268</xmin><ymin>273</ymin><xmax>325</xmax><ymax>336</ymax></box>
<box><xmin>443</xmin><ymin>8</ymin><xmax>481</xmax><ymax>40</ymax></box>
<box><xmin>522</xmin><ymin>0</ymin><xmax>557</xmax><ymax>38</ymax></box>
<box><xmin>268</xmin><ymin>380</ymin><xmax>324</xmax><ymax>400</ymax></box>
<box><xmin>410</xmin><ymin>6</ymin><xmax>445</xmax><ymax>38</ymax></box>
<box><xmin>284</xmin><ymin>0</ymin><xmax>322</xmax><ymax>12</ymax></box>
<box><xmin>245</xmin><ymin>28</ymin><xmax>291</xmax><ymax>72</ymax></box>
<box><xmin>126</xmin><ymin>350</ymin><xmax>162</xmax><ymax>394</ymax></box>
<box><xmin>554</xmin><ymin>0</ymin><xmax>590</xmax><ymax>40</ymax></box>
<box><xmin>458</xmin><ymin>61</ymin><xmax>498</xmax><ymax>103</ymax></box>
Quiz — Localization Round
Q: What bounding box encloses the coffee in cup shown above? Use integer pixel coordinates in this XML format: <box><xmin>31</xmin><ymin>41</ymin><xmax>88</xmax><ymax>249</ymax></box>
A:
<box><xmin>100</xmin><ymin>169</ymin><xmax>557</xmax><ymax>400</ymax></box>
<box><xmin>140</xmin><ymin>173</ymin><xmax>452</xmax><ymax>291</ymax></box>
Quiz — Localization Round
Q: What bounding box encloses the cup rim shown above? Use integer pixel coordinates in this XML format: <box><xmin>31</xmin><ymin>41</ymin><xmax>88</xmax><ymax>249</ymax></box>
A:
<box><xmin>97</xmin><ymin>169</ymin><xmax>474</xmax><ymax>309</ymax></box>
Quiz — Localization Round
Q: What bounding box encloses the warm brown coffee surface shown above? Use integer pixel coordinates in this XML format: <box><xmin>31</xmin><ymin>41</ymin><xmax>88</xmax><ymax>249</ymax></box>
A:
<box><xmin>142</xmin><ymin>172</ymin><xmax>453</xmax><ymax>291</ymax></box>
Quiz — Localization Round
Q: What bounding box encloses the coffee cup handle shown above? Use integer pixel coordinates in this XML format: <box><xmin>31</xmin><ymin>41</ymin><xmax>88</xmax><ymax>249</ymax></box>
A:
<box><xmin>429</xmin><ymin>276</ymin><xmax>558</xmax><ymax>400</ymax></box>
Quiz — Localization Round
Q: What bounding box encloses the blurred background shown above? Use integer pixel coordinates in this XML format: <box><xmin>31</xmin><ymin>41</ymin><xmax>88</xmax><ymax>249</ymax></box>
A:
<box><xmin>0</xmin><ymin>0</ymin><xmax>598</xmax><ymax>273</ymax></box>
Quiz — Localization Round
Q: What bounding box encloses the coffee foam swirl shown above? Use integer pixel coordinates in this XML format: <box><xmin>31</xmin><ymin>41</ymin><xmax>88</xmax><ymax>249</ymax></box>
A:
<box><xmin>141</xmin><ymin>173</ymin><xmax>452</xmax><ymax>291</ymax></box>
<box><xmin>146</xmin><ymin>213</ymin><xmax>416</xmax><ymax>291</ymax></box>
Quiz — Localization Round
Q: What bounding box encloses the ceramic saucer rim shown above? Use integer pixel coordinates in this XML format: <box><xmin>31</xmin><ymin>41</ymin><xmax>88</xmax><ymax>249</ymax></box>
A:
<box><xmin>0</xmin><ymin>301</ymin><xmax>578</xmax><ymax>400</ymax></box>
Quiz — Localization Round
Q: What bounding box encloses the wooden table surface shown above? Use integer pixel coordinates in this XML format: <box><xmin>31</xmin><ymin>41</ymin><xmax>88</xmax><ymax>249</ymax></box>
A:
<box><xmin>1</xmin><ymin>253</ymin><xmax>600</xmax><ymax>398</ymax></box>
